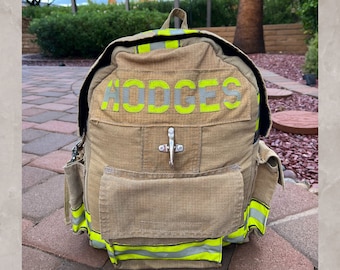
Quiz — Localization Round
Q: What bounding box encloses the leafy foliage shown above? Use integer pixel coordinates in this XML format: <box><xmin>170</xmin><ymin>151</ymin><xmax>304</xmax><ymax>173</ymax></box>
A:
<box><xmin>28</xmin><ymin>6</ymin><xmax>167</xmax><ymax>58</ymax></box>
<box><xmin>303</xmin><ymin>32</ymin><xmax>318</xmax><ymax>76</ymax></box>
<box><xmin>297</xmin><ymin>0</ymin><xmax>318</xmax><ymax>35</ymax></box>
<box><xmin>22</xmin><ymin>5</ymin><xmax>71</xmax><ymax>19</ymax></box>
<box><xmin>263</xmin><ymin>0</ymin><xmax>300</xmax><ymax>24</ymax></box>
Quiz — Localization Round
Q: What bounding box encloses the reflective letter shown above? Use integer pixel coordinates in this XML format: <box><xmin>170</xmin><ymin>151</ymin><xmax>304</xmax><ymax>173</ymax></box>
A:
<box><xmin>222</xmin><ymin>77</ymin><xmax>241</xmax><ymax>109</ymax></box>
<box><xmin>101</xmin><ymin>79</ymin><xmax>120</xmax><ymax>112</ymax></box>
<box><xmin>174</xmin><ymin>80</ymin><xmax>196</xmax><ymax>114</ymax></box>
<box><xmin>199</xmin><ymin>79</ymin><xmax>220</xmax><ymax>112</ymax></box>
<box><xmin>123</xmin><ymin>79</ymin><xmax>145</xmax><ymax>113</ymax></box>
<box><xmin>148</xmin><ymin>80</ymin><xmax>170</xmax><ymax>114</ymax></box>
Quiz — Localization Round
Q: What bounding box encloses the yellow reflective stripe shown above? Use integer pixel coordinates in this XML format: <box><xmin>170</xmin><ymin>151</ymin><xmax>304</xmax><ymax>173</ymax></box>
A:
<box><xmin>113</xmin><ymin>238</ymin><xmax>222</xmax><ymax>263</ymax></box>
<box><xmin>155</xmin><ymin>29</ymin><xmax>172</xmax><ymax>36</ymax></box>
<box><xmin>106</xmin><ymin>245</ymin><xmax>117</xmax><ymax>264</ymax></box>
<box><xmin>248</xmin><ymin>200</ymin><xmax>269</xmax><ymax>234</ymax></box>
<box><xmin>255</xmin><ymin>92</ymin><xmax>260</xmax><ymax>132</ymax></box>
<box><xmin>72</xmin><ymin>218</ymin><xmax>87</xmax><ymax>233</ymax></box>
<box><xmin>255</xmin><ymin>118</ymin><xmax>260</xmax><ymax>132</ymax></box>
<box><xmin>182</xmin><ymin>29</ymin><xmax>200</xmax><ymax>34</ymax></box>
<box><xmin>71</xmin><ymin>204</ymin><xmax>86</xmax><ymax>233</ymax></box>
<box><xmin>223</xmin><ymin>199</ymin><xmax>270</xmax><ymax>245</ymax></box>
<box><xmin>137</xmin><ymin>40</ymin><xmax>180</xmax><ymax>54</ymax></box>
<box><xmin>223</xmin><ymin>209</ymin><xmax>248</xmax><ymax>244</ymax></box>
<box><xmin>165</xmin><ymin>39</ymin><xmax>179</xmax><ymax>49</ymax></box>
<box><xmin>137</xmin><ymin>43</ymin><xmax>151</xmax><ymax>53</ymax></box>
<box><xmin>136</xmin><ymin>28</ymin><xmax>199</xmax><ymax>54</ymax></box>
<box><xmin>76</xmin><ymin>199</ymin><xmax>269</xmax><ymax>265</ymax></box>
<box><xmin>114</xmin><ymin>238</ymin><xmax>220</xmax><ymax>253</ymax></box>
<box><xmin>84</xmin><ymin>211</ymin><xmax>92</xmax><ymax>231</ymax></box>
<box><xmin>115</xmin><ymin>251</ymin><xmax>221</xmax><ymax>262</ymax></box>
<box><xmin>89</xmin><ymin>230</ymin><xmax>107</xmax><ymax>249</ymax></box>
<box><xmin>71</xmin><ymin>203</ymin><xmax>84</xmax><ymax>219</ymax></box>
<box><xmin>153</xmin><ymin>29</ymin><xmax>199</xmax><ymax>36</ymax></box>
<box><xmin>82</xmin><ymin>211</ymin><xmax>107</xmax><ymax>249</ymax></box>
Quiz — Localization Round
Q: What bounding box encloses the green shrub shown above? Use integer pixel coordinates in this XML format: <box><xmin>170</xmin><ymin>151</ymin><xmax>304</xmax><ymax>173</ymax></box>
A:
<box><xmin>263</xmin><ymin>0</ymin><xmax>300</xmax><ymax>25</ymax></box>
<box><xmin>297</xmin><ymin>0</ymin><xmax>318</xmax><ymax>35</ymax></box>
<box><xmin>28</xmin><ymin>8</ymin><xmax>167</xmax><ymax>58</ymax></box>
<box><xmin>22</xmin><ymin>5</ymin><xmax>71</xmax><ymax>19</ymax></box>
<box><xmin>303</xmin><ymin>32</ymin><xmax>318</xmax><ymax>76</ymax></box>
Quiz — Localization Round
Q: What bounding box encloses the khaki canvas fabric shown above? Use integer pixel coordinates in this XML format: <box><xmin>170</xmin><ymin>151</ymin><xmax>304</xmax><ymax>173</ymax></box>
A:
<box><xmin>253</xmin><ymin>141</ymin><xmax>284</xmax><ymax>205</ymax></box>
<box><xmin>99</xmin><ymin>166</ymin><xmax>244</xmax><ymax>243</ymax></box>
<box><xmin>85</xmin><ymin>39</ymin><xmax>260</xmax><ymax>232</ymax></box>
<box><xmin>64</xmin><ymin>159</ymin><xmax>85</xmax><ymax>223</ymax></box>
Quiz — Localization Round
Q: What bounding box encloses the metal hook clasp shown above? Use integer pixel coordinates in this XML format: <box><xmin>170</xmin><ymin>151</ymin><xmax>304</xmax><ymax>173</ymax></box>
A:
<box><xmin>158</xmin><ymin>127</ymin><xmax>184</xmax><ymax>167</ymax></box>
<box><xmin>69</xmin><ymin>136</ymin><xmax>85</xmax><ymax>163</ymax></box>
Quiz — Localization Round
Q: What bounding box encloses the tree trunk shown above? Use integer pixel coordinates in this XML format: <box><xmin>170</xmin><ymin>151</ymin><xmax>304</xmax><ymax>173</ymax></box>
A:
<box><xmin>71</xmin><ymin>0</ymin><xmax>77</xmax><ymax>14</ymax></box>
<box><xmin>206</xmin><ymin>0</ymin><xmax>211</xmax><ymax>27</ymax></box>
<box><xmin>125</xmin><ymin>0</ymin><xmax>130</xmax><ymax>11</ymax></box>
<box><xmin>233</xmin><ymin>0</ymin><xmax>265</xmax><ymax>54</ymax></box>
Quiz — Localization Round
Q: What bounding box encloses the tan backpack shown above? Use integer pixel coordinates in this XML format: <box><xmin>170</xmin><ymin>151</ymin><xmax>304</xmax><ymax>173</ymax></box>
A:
<box><xmin>64</xmin><ymin>8</ymin><xmax>284</xmax><ymax>269</ymax></box>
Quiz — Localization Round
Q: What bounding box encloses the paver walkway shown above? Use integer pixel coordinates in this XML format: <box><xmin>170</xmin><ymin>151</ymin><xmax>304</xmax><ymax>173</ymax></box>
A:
<box><xmin>22</xmin><ymin>65</ymin><xmax>318</xmax><ymax>270</ymax></box>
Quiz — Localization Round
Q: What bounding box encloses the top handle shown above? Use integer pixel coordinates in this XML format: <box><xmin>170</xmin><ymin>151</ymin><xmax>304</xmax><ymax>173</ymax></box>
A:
<box><xmin>161</xmin><ymin>8</ymin><xmax>188</xmax><ymax>29</ymax></box>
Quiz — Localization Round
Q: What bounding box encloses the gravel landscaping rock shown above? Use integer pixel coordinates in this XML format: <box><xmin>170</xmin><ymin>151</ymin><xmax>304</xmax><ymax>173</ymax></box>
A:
<box><xmin>249</xmin><ymin>54</ymin><xmax>318</xmax><ymax>186</ymax></box>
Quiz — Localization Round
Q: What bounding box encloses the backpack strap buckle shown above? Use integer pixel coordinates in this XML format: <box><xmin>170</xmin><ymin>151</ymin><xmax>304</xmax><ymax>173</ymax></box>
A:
<box><xmin>158</xmin><ymin>127</ymin><xmax>184</xmax><ymax>167</ymax></box>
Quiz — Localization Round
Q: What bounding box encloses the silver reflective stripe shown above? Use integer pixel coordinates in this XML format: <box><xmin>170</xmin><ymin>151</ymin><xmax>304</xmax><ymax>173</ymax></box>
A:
<box><xmin>90</xmin><ymin>239</ymin><xmax>106</xmax><ymax>249</ymax></box>
<box><xmin>153</xmin><ymin>29</ymin><xmax>186</xmax><ymax>35</ymax></box>
<box><xmin>150</xmin><ymin>41</ymin><xmax>166</xmax><ymax>50</ymax></box>
<box><xmin>72</xmin><ymin>212</ymin><xmax>85</xmax><ymax>225</ymax></box>
<box><xmin>223</xmin><ymin>235</ymin><xmax>245</xmax><ymax>244</ymax></box>
<box><xmin>249</xmin><ymin>207</ymin><xmax>267</xmax><ymax>224</ymax></box>
<box><xmin>115</xmin><ymin>244</ymin><xmax>221</xmax><ymax>259</ymax></box>
<box><xmin>169</xmin><ymin>29</ymin><xmax>186</xmax><ymax>35</ymax></box>
<box><xmin>107</xmin><ymin>250</ymin><xmax>115</xmax><ymax>258</ymax></box>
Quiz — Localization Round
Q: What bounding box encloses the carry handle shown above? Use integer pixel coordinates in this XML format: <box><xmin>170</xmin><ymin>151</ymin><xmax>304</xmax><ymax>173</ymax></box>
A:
<box><xmin>161</xmin><ymin>8</ymin><xmax>188</xmax><ymax>29</ymax></box>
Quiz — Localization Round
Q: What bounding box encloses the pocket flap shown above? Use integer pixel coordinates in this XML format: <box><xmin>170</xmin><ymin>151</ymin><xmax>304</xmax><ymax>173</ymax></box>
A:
<box><xmin>99</xmin><ymin>166</ymin><xmax>244</xmax><ymax>242</ymax></box>
<box><xmin>258</xmin><ymin>140</ymin><xmax>284</xmax><ymax>186</ymax></box>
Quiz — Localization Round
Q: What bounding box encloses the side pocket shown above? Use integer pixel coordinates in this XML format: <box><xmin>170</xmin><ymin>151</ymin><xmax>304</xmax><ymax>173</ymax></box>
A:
<box><xmin>63</xmin><ymin>139</ymin><xmax>86</xmax><ymax>224</ymax></box>
<box><xmin>99</xmin><ymin>166</ymin><xmax>245</xmax><ymax>244</ymax></box>
<box><xmin>252</xmin><ymin>140</ymin><xmax>284</xmax><ymax>206</ymax></box>
<box><xmin>64</xmin><ymin>161</ymin><xmax>85</xmax><ymax>209</ymax></box>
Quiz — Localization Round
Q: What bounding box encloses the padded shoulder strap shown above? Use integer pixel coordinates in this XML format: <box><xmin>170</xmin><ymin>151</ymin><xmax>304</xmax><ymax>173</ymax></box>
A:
<box><xmin>78</xmin><ymin>30</ymin><xmax>271</xmax><ymax>138</ymax></box>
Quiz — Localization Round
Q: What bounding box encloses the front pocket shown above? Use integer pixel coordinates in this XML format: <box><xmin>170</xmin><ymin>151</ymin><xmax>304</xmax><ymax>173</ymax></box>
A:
<box><xmin>99</xmin><ymin>166</ymin><xmax>244</xmax><ymax>243</ymax></box>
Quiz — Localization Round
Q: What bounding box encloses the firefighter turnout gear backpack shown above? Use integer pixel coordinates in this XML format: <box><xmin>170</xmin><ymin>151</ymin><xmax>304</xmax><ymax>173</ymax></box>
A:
<box><xmin>64</xmin><ymin>8</ymin><xmax>284</xmax><ymax>269</ymax></box>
